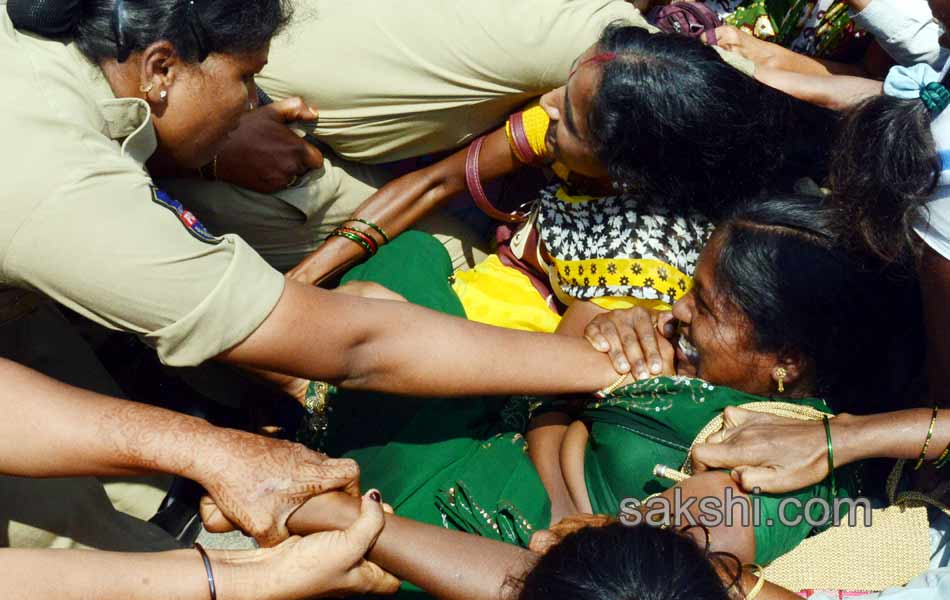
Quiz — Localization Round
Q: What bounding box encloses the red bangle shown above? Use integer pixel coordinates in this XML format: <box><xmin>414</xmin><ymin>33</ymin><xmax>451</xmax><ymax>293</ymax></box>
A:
<box><xmin>337</xmin><ymin>226</ymin><xmax>379</xmax><ymax>255</ymax></box>
<box><xmin>509</xmin><ymin>111</ymin><xmax>542</xmax><ymax>165</ymax></box>
<box><xmin>465</xmin><ymin>136</ymin><xmax>528</xmax><ymax>223</ymax></box>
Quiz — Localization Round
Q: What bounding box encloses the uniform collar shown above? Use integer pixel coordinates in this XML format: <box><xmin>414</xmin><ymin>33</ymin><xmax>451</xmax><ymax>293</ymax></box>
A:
<box><xmin>68</xmin><ymin>44</ymin><xmax>159</xmax><ymax>166</ymax></box>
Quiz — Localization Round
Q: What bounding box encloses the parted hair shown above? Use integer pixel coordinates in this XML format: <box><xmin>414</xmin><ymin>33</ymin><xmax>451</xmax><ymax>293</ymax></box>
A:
<box><xmin>8</xmin><ymin>0</ymin><xmax>292</xmax><ymax>63</ymax></box>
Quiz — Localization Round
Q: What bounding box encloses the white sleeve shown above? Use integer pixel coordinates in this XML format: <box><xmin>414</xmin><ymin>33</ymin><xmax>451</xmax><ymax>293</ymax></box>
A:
<box><xmin>853</xmin><ymin>0</ymin><xmax>949</xmax><ymax>69</ymax></box>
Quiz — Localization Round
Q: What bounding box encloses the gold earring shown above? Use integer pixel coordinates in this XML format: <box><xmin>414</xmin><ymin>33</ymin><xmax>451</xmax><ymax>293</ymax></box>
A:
<box><xmin>774</xmin><ymin>367</ymin><xmax>787</xmax><ymax>393</ymax></box>
<box><xmin>139</xmin><ymin>82</ymin><xmax>154</xmax><ymax>94</ymax></box>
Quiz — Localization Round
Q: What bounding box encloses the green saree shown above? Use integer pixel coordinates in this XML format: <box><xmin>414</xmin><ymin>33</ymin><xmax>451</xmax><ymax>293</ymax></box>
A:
<box><xmin>318</xmin><ymin>232</ymin><xmax>856</xmax><ymax>594</ymax></box>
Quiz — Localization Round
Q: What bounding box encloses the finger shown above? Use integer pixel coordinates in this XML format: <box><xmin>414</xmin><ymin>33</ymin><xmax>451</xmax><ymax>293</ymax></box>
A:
<box><xmin>528</xmin><ymin>530</ymin><xmax>559</xmax><ymax>555</ymax></box>
<box><xmin>341</xmin><ymin>490</ymin><xmax>387</xmax><ymax>561</ymax></box>
<box><xmin>721</xmin><ymin>405</ymin><xmax>757</xmax><ymax>429</ymax></box>
<box><xmin>342</xmin><ymin>560</ymin><xmax>402</xmax><ymax>595</ymax></box>
<box><xmin>657</xmin><ymin>311</ymin><xmax>678</xmax><ymax>339</ymax></box>
<box><xmin>599</xmin><ymin>319</ymin><xmax>633</xmax><ymax>374</ymax></box>
<box><xmin>300</xmin><ymin>140</ymin><xmax>325</xmax><ymax>170</ymax></box>
<box><xmin>270</xmin><ymin>96</ymin><xmax>319</xmax><ymax>123</ymax></box>
<box><xmin>583</xmin><ymin>321</ymin><xmax>611</xmax><ymax>353</ymax></box>
<box><xmin>630</xmin><ymin>310</ymin><xmax>663</xmax><ymax>376</ymax></box>
<box><xmin>657</xmin><ymin>335</ymin><xmax>676</xmax><ymax>375</ymax></box>
<box><xmin>300</xmin><ymin>456</ymin><xmax>361</xmax><ymax>494</ymax></box>
<box><xmin>691</xmin><ymin>441</ymin><xmax>743</xmax><ymax>473</ymax></box>
<box><xmin>199</xmin><ymin>496</ymin><xmax>238</xmax><ymax>534</ymax></box>
<box><xmin>731</xmin><ymin>466</ymin><xmax>788</xmax><ymax>494</ymax></box>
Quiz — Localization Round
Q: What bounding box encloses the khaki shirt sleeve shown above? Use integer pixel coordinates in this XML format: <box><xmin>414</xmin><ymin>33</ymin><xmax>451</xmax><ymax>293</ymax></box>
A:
<box><xmin>2</xmin><ymin>171</ymin><xmax>285</xmax><ymax>367</ymax></box>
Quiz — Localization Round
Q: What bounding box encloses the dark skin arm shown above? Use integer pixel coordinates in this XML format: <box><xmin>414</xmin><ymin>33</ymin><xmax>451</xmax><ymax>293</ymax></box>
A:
<box><xmin>692</xmin><ymin>407</ymin><xmax>950</xmax><ymax>492</ymax></box>
<box><xmin>287</xmin><ymin>127</ymin><xmax>522</xmax><ymax>286</ymax></box>
<box><xmin>220</xmin><ymin>280</ymin><xmax>625</xmax><ymax>397</ymax></box>
<box><xmin>289</xmin><ymin>493</ymin><xmax>535</xmax><ymax>600</ymax></box>
<box><xmin>526</xmin><ymin>413</ymin><xmax>578</xmax><ymax>525</ymax></box>
<box><xmin>289</xmin><ymin>484</ymin><xmax>799</xmax><ymax>600</ymax></box>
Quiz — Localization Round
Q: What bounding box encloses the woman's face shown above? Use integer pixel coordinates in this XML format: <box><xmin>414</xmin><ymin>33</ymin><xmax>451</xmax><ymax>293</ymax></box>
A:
<box><xmin>153</xmin><ymin>48</ymin><xmax>267</xmax><ymax>168</ymax></box>
<box><xmin>670</xmin><ymin>233</ymin><xmax>778</xmax><ymax>396</ymax></box>
<box><xmin>539</xmin><ymin>45</ymin><xmax>611</xmax><ymax>179</ymax></box>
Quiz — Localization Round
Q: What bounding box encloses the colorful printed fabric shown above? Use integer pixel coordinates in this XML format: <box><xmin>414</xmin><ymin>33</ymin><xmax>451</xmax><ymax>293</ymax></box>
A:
<box><xmin>537</xmin><ymin>185</ymin><xmax>714</xmax><ymax>305</ymax></box>
<box><xmin>701</xmin><ymin>0</ymin><xmax>870</xmax><ymax>61</ymax></box>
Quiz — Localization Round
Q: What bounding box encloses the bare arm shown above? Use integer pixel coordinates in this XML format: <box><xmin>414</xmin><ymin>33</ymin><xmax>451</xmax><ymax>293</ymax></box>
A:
<box><xmin>1</xmin><ymin>548</ymin><xmax>222</xmax><ymax>600</ymax></box>
<box><xmin>289</xmin><ymin>492</ymin><xmax>534</xmax><ymax>600</ymax></box>
<box><xmin>220</xmin><ymin>280</ymin><xmax>624</xmax><ymax>397</ymax></box>
<box><xmin>692</xmin><ymin>407</ymin><xmax>950</xmax><ymax>492</ymax></box>
<box><xmin>0</xmin><ymin>358</ymin><xmax>359</xmax><ymax>547</ymax></box>
<box><xmin>709</xmin><ymin>24</ymin><xmax>886</xmax><ymax>78</ymax></box>
<box><xmin>526</xmin><ymin>413</ymin><xmax>578</xmax><ymax>525</ymax></box>
<box><xmin>3</xmin><ymin>493</ymin><xmax>399</xmax><ymax>600</ymax></box>
<box><xmin>287</xmin><ymin>127</ymin><xmax>521</xmax><ymax>286</ymax></box>
<box><xmin>754</xmin><ymin>66</ymin><xmax>883</xmax><ymax>111</ymax></box>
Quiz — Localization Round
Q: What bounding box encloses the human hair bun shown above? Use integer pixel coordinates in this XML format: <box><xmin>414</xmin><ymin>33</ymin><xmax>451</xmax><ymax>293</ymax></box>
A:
<box><xmin>8</xmin><ymin>0</ymin><xmax>83</xmax><ymax>37</ymax></box>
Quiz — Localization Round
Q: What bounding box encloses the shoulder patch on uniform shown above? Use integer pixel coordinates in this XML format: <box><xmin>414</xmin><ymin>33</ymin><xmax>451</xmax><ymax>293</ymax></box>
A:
<box><xmin>151</xmin><ymin>187</ymin><xmax>222</xmax><ymax>245</ymax></box>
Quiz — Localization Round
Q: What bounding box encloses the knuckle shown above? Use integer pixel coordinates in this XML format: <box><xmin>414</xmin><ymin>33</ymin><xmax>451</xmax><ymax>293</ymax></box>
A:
<box><xmin>621</xmin><ymin>335</ymin><xmax>642</xmax><ymax>351</ymax></box>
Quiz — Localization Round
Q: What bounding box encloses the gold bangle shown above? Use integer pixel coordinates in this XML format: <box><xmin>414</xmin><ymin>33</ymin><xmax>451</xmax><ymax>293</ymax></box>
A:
<box><xmin>914</xmin><ymin>405</ymin><xmax>939</xmax><ymax>470</ymax></box>
<box><xmin>595</xmin><ymin>373</ymin><xmax>631</xmax><ymax>398</ymax></box>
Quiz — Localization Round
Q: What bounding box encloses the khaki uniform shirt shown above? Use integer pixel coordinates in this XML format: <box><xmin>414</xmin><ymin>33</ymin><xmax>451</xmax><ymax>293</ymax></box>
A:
<box><xmin>0</xmin><ymin>13</ymin><xmax>285</xmax><ymax>366</ymax></box>
<box><xmin>259</xmin><ymin>0</ymin><xmax>754</xmax><ymax>163</ymax></box>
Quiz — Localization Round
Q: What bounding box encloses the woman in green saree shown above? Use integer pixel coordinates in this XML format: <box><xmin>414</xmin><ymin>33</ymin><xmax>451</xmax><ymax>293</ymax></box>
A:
<box><xmin>288</xmin><ymin>196</ymin><xmax>888</xmax><ymax>599</ymax></box>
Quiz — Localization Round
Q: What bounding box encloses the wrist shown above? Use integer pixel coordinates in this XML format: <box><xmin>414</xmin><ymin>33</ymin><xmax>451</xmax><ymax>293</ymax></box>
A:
<box><xmin>172</xmin><ymin>418</ymin><xmax>241</xmax><ymax>487</ymax></box>
<box><xmin>212</xmin><ymin>548</ymin><xmax>274</xmax><ymax>600</ymax></box>
<box><xmin>830</xmin><ymin>413</ymin><xmax>868</xmax><ymax>467</ymax></box>
<box><xmin>287</xmin><ymin>491</ymin><xmax>359</xmax><ymax>534</ymax></box>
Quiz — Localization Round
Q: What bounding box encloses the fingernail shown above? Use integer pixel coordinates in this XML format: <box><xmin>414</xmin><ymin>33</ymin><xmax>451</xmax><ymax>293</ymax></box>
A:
<box><xmin>618</xmin><ymin>360</ymin><xmax>630</xmax><ymax>372</ymax></box>
<box><xmin>368</xmin><ymin>490</ymin><xmax>381</xmax><ymax>503</ymax></box>
<box><xmin>650</xmin><ymin>360</ymin><xmax>662</xmax><ymax>373</ymax></box>
<box><xmin>309</xmin><ymin>105</ymin><xmax>319</xmax><ymax>116</ymax></box>
<box><xmin>637</xmin><ymin>369</ymin><xmax>649</xmax><ymax>380</ymax></box>
<box><xmin>596</xmin><ymin>341</ymin><xmax>609</xmax><ymax>351</ymax></box>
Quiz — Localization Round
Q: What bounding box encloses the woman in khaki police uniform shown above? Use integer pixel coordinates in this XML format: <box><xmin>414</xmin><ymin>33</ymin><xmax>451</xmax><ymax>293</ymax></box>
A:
<box><xmin>0</xmin><ymin>0</ymin><xmax>629</xmax><ymax>552</ymax></box>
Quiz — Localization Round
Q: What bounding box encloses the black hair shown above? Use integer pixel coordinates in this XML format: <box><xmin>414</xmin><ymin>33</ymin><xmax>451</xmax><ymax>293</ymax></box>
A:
<box><xmin>8</xmin><ymin>0</ymin><xmax>292</xmax><ymax>63</ymax></box>
<box><xmin>588</xmin><ymin>25</ymin><xmax>836</xmax><ymax>218</ymax></box>
<box><xmin>517</xmin><ymin>523</ymin><xmax>738</xmax><ymax>600</ymax></box>
<box><xmin>712</xmin><ymin>195</ymin><xmax>922</xmax><ymax>414</ymax></box>
<box><xmin>828</xmin><ymin>91</ymin><xmax>942</xmax><ymax>264</ymax></box>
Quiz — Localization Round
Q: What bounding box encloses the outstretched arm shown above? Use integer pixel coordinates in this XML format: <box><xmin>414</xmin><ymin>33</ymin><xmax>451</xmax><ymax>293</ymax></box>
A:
<box><xmin>220</xmin><ymin>280</ymin><xmax>625</xmax><ymax>397</ymax></box>
<box><xmin>0</xmin><ymin>358</ymin><xmax>358</xmax><ymax>547</ymax></box>
<box><xmin>3</xmin><ymin>493</ymin><xmax>398</xmax><ymax>600</ymax></box>
<box><xmin>691</xmin><ymin>407</ymin><xmax>950</xmax><ymax>493</ymax></box>
<box><xmin>288</xmin><ymin>492</ymin><xmax>535</xmax><ymax>600</ymax></box>
<box><xmin>287</xmin><ymin>127</ymin><xmax>521</xmax><ymax>286</ymax></box>
<box><xmin>754</xmin><ymin>66</ymin><xmax>883</xmax><ymax>111</ymax></box>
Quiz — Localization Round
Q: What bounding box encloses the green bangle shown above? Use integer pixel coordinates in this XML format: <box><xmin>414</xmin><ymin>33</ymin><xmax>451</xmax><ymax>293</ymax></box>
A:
<box><xmin>823</xmin><ymin>415</ymin><xmax>836</xmax><ymax>499</ymax></box>
<box><xmin>327</xmin><ymin>230</ymin><xmax>375</xmax><ymax>257</ymax></box>
<box><xmin>936</xmin><ymin>444</ymin><xmax>949</xmax><ymax>469</ymax></box>
<box><xmin>349</xmin><ymin>218</ymin><xmax>390</xmax><ymax>244</ymax></box>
